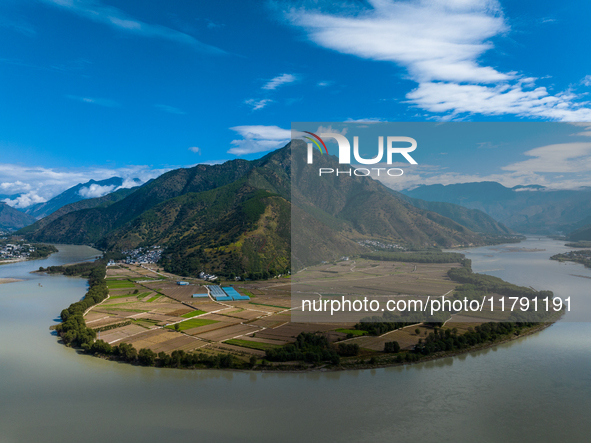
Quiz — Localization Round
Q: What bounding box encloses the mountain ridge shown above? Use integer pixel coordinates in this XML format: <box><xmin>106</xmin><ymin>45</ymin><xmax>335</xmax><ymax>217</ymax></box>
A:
<box><xmin>403</xmin><ymin>182</ymin><xmax>591</xmax><ymax>234</ymax></box>
<box><xmin>21</xmin><ymin>143</ymin><xmax>500</xmax><ymax>276</ymax></box>
<box><xmin>0</xmin><ymin>202</ymin><xmax>37</xmax><ymax>231</ymax></box>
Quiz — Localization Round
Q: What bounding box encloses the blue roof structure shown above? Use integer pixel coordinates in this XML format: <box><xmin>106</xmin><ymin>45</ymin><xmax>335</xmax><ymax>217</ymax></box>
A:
<box><xmin>209</xmin><ymin>285</ymin><xmax>233</xmax><ymax>301</ymax></box>
<box><xmin>222</xmin><ymin>287</ymin><xmax>250</xmax><ymax>301</ymax></box>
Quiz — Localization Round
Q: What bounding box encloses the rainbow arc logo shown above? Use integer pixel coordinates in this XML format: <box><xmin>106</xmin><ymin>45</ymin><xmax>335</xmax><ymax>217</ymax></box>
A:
<box><xmin>301</xmin><ymin>131</ymin><xmax>328</xmax><ymax>155</ymax></box>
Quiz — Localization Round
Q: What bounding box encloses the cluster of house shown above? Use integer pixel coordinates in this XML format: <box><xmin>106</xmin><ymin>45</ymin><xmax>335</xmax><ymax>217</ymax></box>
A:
<box><xmin>198</xmin><ymin>271</ymin><xmax>218</xmax><ymax>282</ymax></box>
<box><xmin>563</xmin><ymin>250</ymin><xmax>591</xmax><ymax>261</ymax></box>
<box><xmin>0</xmin><ymin>243</ymin><xmax>34</xmax><ymax>260</ymax></box>
<box><xmin>122</xmin><ymin>246</ymin><xmax>163</xmax><ymax>264</ymax></box>
<box><xmin>357</xmin><ymin>239</ymin><xmax>406</xmax><ymax>250</ymax></box>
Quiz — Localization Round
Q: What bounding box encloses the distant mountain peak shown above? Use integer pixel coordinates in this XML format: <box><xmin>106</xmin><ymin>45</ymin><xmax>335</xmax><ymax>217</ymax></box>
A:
<box><xmin>0</xmin><ymin>201</ymin><xmax>36</xmax><ymax>231</ymax></box>
<box><xmin>403</xmin><ymin>181</ymin><xmax>591</xmax><ymax>235</ymax></box>
<box><xmin>24</xmin><ymin>176</ymin><xmax>142</xmax><ymax>219</ymax></box>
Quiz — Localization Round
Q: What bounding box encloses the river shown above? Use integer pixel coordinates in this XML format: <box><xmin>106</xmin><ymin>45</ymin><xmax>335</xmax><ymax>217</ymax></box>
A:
<box><xmin>0</xmin><ymin>240</ymin><xmax>590</xmax><ymax>442</ymax></box>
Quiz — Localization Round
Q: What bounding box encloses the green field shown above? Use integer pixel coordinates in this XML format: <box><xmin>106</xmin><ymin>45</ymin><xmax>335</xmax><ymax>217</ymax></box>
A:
<box><xmin>335</xmin><ymin>329</ymin><xmax>368</xmax><ymax>336</ymax></box>
<box><xmin>167</xmin><ymin>318</ymin><xmax>219</xmax><ymax>331</ymax></box>
<box><xmin>224</xmin><ymin>339</ymin><xmax>280</xmax><ymax>351</ymax></box>
<box><xmin>147</xmin><ymin>295</ymin><xmax>161</xmax><ymax>302</ymax></box>
<box><xmin>106</xmin><ymin>280</ymin><xmax>135</xmax><ymax>289</ymax></box>
<box><xmin>181</xmin><ymin>310</ymin><xmax>206</xmax><ymax>318</ymax></box>
<box><xmin>135</xmin><ymin>292</ymin><xmax>152</xmax><ymax>299</ymax></box>
<box><xmin>108</xmin><ymin>293</ymin><xmax>137</xmax><ymax>299</ymax></box>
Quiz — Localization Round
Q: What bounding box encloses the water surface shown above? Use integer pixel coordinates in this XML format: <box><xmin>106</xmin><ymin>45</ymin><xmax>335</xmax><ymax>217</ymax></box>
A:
<box><xmin>0</xmin><ymin>240</ymin><xmax>589</xmax><ymax>442</ymax></box>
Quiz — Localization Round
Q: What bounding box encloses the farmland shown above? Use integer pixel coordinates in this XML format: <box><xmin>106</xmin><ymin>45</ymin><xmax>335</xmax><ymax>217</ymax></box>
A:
<box><xmin>75</xmin><ymin>257</ymin><xmax>531</xmax><ymax>371</ymax></box>
<box><xmin>166</xmin><ymin>318</ymin><xmax>219</xmax><ymax>331</ymax></box>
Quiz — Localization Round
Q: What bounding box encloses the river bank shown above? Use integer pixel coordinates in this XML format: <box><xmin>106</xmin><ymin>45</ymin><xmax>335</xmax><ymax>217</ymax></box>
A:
<box><xmin>54</xmin><ymin>253</ymin><xmax>562</xmax><ymax>373</ymax></box>
<box><xmin>1</xmin><ymin>241</ymin><xmax>590</xmax><ymax>442</ymax></box>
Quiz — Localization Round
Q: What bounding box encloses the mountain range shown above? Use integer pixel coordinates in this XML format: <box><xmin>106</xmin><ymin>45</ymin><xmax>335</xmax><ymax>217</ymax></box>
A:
<box><xmin>403</xmin><ymin>182</ymin><xmax>591</xmax><ymax>235</ymax></box>
<box><xmin>20</xmin><ymin>143</ymin><xmax>510</xmax><ymax>276</ymax></box>
<box><xmin>23</xmin><ymin>177</ymin><xmax>142</xmax><ymax>219</ymax></box>
<box><xmin>0</xmin><ymin>177</ymin><xmax>142</xmax><ymax>231</ymax></box>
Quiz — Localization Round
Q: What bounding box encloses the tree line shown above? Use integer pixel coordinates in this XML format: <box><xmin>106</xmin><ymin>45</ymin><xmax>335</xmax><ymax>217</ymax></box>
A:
<box><xmin>413</xmin><ymin>322</ymin><xmax>537</xmax><ymax>356</ymax></box>
<box><xmin>87</xmin><ymin>341</ymin><xmax>249</xmax><ymax>369</ymax></box>
<box><xmin>28</xmin><ymin>243</ymin><xmax>59</xmax><ymax>259</ymax></box>
<box><xmin>264</xmin><ymin>332</ymin><xmax>361</xmax><ymax>365</ymax></box>
<box><xmin>354</xmin><ymin>310</ymin><xmax>447</xmax><ymax>336</ymax></box>
<box><xmin>55</xmin><ymin>263</ymin><xmax>108</xmax><ymax>349</ymax></box>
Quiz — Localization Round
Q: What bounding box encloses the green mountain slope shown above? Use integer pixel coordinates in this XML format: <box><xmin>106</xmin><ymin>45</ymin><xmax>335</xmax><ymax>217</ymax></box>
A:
<box><xmin>113</xmin><ymin>183</ymin><xmax>293</xmax><ymax>277</ymax></box>
<box><xmin>18</xmin><ymin>186</ymin><xmax>140</xmax><ymax>234</ymax></box>
<box><xmin>290</xmin><ymin>143</ymin><xmax>484</xmax><ymax>249</ymax></box>
<box><xmin>23</xmin><ymin>177</ymin><xmax>140</xmax><ymax>219</ymax></box>
<box><xmin>0</xmin><ymin>203</ymin><xmax>36</xmax><ymax>231</ymax></box>
<box><xmin>22</xmin><ymin>142</ymin><xmax>491</xmax><ymax>276</ymax></box>
<box><xmin>22</xmin><ymin>160</ymin><xmax>258</xmax><ymax>244</ymax></box>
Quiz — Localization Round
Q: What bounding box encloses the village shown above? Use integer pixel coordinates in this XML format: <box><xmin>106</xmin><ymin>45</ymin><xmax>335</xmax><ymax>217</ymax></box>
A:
<box><xmin>0</xmin><ymin>241</ymin><xmax>35</xmax><ymax>262</ymax></box>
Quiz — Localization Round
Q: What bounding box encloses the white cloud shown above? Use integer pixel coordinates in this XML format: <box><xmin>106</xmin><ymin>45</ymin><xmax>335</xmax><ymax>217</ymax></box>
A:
<box><xmin>405</xmin><ymin>82</ymin><xmax>591</xmax><ymax>120</ymax></box>
<box><xmin>317</xmin><ymin>81</ymin><xmax>332</xmax><ymax>87</ymax></box>
<box><xmin>283</xmin><ymin>0</ymin><xmax>591</xmax><ymax>121</ymax></box>
<box><xmin>245</xmin><ymin>98</ymin><xmax>273</xmax><ymax>111</ymax></box>
<box><xmin>502</xmin><ymin>143</ymin><xmax>591</xmax><ymax>173</ymax></box>
<box><xmin>66</xmin><ymin>95</ymin><xmax>120</xmax><ymax>107</ymax></box>
<box><xmin>154</xmin><ymin>104</ymin><xmax>185</xmax><ymax>115</ymax></box>
<box><xmin>199</xmin><ymin>159</ymin><xmax>228</xmax><ymax>165</ymax></box>
<box><xmin>188</xmin><ymin>146</ymin><xmax>201</xmax><ymax>154</ymax></box>
<box><xmin>286</xmin><ymin>0</ymin><xmax>508</xmax><ymax>84</ymax></box>
<box><xmin>370</xmin><ymin>141</ymin><xmax>591</xmax><ymax>191</ymax></box>
<box><xmin>0</xmin><ymin>163</ymin><xmax>168</xmax><ymax>208</ymax></box>
<box><xmin>0</xmin><ymin>181</ymin><xmax>31</xmax><ymax>193</ymax></box>
<box><xmin>262</xmin><ymin>73</ymin><xmax>298</xmax><ymax>90</ymax></box>
<box><xmin>5</xmin><ymin>192</ymin><xmax>46</xmax><ymax>209</ymax></box>
<box><xmin>581</xmin><ymin>75</ymin><xmax>591</xmax><ymax>87</ymax></box>
<box><xmin>228</xmin><ymin>125</ymin><xmax>291</xmax><ymax>155</ymax></box>
<box><xmin>78</xmin><ymin>184</ymin><xmax>116</xmax><ymax>198</ymax></box>
<box><xmin>41</xmin><ymin>0</ymin><xmax>226</xmax><ymax>54</ymax></box>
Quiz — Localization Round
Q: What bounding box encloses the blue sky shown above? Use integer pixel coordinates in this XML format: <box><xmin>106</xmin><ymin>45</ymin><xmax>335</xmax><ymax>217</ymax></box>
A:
<box><xmin>2</xmin><ymin>0</ymin><xmax>591</xmax><ymax>206</ymax></box>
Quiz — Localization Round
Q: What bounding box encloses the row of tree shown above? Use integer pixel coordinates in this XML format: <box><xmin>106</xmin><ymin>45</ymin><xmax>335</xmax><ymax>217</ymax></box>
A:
<box><xmin>55</xmin><ymin>263</ymin><xmax>108</xmax><ymax>348</ymax></box>
<box><xmin>354</xmin><ymin>311</ymin><xmax>447</xmax><ymax>336</ymax></box>
<box><xmin>28</xmin><ymin>243</ymin><xmax>59</xmax><ymax>259</ymax></box>
<box><xmin>265</xmin><ymin>332</ymin><xmax>361</xmax><ymax>365</ymax></box>
<box><xmin>86</xmin><ymin>340</ymin><xmax>247</xmax><ymax>369</ymax></box>
<box><xmin>413</xmin><ymin>322</ymin><xmax>536</xmax><ymax>356</ymax></box>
